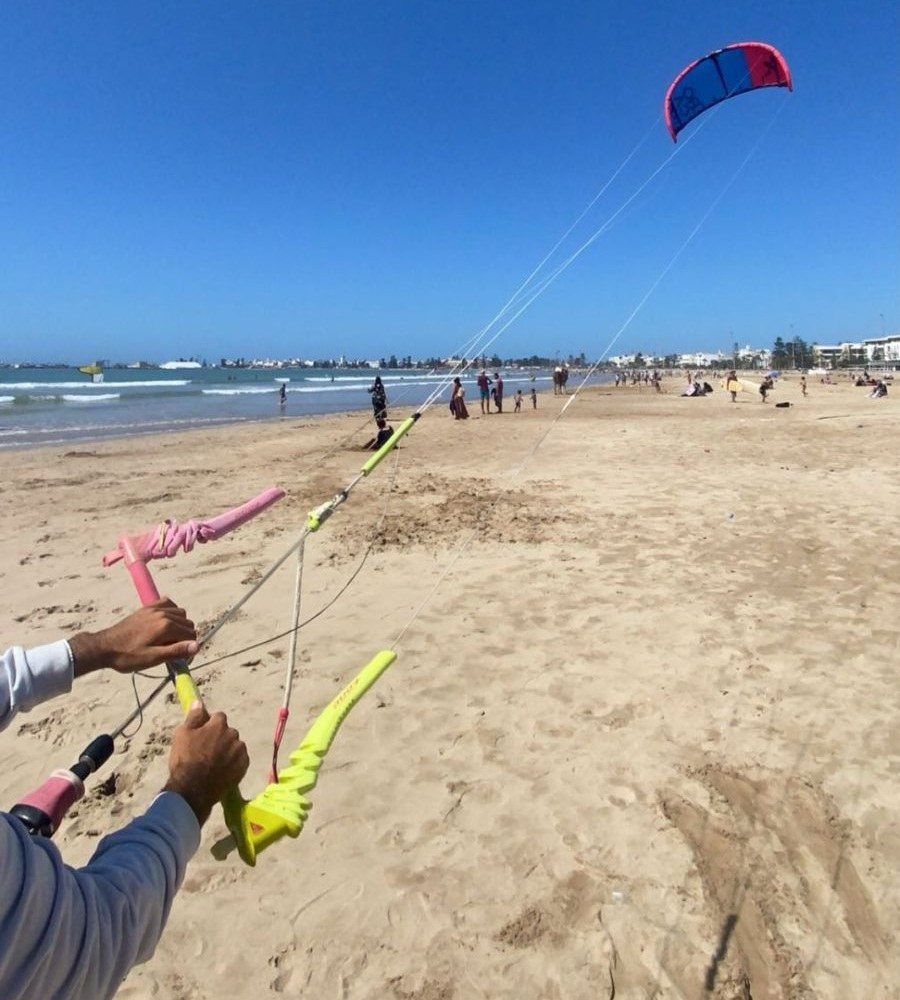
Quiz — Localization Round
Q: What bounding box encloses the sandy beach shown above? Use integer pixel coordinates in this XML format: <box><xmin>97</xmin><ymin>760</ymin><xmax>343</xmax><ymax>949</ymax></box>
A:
<box><xmin>1</xmin><ymin>373</ymin><xmax>897</xmax><ymax>1000</ymax></box>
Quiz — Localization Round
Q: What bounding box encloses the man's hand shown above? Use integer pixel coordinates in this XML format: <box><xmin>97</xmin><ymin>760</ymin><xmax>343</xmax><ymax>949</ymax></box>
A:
<box><xmin>163</xmin><ymin>702</ymin><xmax>250</xmax><ymax>825</ymax></box>
<box><xmin>69</xmin><ymin>599</ymin><xmax>199</xmax><ymax>677</ymax></box>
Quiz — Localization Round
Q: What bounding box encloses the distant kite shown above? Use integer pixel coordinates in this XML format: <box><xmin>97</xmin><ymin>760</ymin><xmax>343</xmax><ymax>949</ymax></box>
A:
<box><xmin>664</xmin><ymin>42</ymin><xmax>792</xmax><ymax>141</ymax></box>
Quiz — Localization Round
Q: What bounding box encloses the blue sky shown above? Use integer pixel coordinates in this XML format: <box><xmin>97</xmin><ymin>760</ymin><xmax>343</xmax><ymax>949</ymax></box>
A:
<box><xmin>1</xmin><ymin>1</ymin><xmax>897</xmax><ymax>364</ymax></box>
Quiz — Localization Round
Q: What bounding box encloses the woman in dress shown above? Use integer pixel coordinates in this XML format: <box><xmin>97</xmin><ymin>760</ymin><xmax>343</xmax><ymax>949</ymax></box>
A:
<box><xmin>451</xmin><ymin>377</ymin><xmax>469</xmax><ymax>420</ymax></box>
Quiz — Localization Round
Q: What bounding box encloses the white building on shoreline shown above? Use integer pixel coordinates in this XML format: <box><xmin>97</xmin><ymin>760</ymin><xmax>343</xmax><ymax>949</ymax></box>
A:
<box><xmin>813</xmin><ymin>334</ymin><xmax>899</xmax><ymax>369</ymax></box>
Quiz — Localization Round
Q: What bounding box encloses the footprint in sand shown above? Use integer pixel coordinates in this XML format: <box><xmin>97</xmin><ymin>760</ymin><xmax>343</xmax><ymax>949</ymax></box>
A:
<box><xmin>495</xmin><ymin>872</ymin><xmax>618</xmax><ymax>998</ymax></box>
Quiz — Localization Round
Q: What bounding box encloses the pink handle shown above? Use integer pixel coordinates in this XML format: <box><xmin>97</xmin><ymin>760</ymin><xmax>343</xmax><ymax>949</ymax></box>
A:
<box><xmin>17</xmin><ymin>771</ymin><xmax>84</xmax><ymax>834</ymax></box>
<box><xmin>126</xmin><ymin>558</ymin><xmax>163</xmax><ymax>606</ymax></box>
<box><xmin>102</xmin><ymin>487</ymin><xmax>285</xmax><ymax>567</ymax></box>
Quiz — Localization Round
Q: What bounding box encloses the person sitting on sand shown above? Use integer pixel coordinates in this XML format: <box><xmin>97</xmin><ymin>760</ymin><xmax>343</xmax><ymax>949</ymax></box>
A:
<box><xmin>0</xmin><ymin>602</ymin><xmax>249</xmax><ymax>1000</ymax></box>
<box><xmin>868</xmin><ymin>380</ymin><xmax>888</xmax><ymax>398</ymax></box>
<box><xmin>363</xmin><ymin>417</ymin><xmax>394</xmax><ymax>450</ymax></box>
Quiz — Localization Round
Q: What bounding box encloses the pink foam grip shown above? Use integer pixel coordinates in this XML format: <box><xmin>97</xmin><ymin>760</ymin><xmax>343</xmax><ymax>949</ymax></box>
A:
<box><xmin>102</xmin><ymin>487</ymin><xmax>285</xmax><ymax>567</ymax></box>
<box><xmin>18</xmin><ymin>771</ymin><xmax>85</xmax><ymax>834</ymax></box>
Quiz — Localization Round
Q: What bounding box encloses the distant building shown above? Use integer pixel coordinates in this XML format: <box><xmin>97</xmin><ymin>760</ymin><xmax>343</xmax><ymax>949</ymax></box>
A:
<box><xmin>675</xmin><ymin>347</ymin><xmax>769</xmax><ymax>369</ymax></box>
<box><xmin>863</xmin><ymin>335</ymin><xmax>900</xmax><ymax>366</ymax></box>
<box><xmin>812</xmin><ymin>345</ymin><xmax>845</xmax><ymax>368</ymax></box>
<box><xmin>811</xmin><ymin>339</ymin><xmax>897</xmax><ymax>368</ymax></box>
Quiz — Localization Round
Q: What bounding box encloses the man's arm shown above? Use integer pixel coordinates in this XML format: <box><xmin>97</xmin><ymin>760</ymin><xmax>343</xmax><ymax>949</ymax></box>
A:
<box><xmin>0</xmin><ymin>641</ymin><xmax>73</xmax><ymax>733</ymax></box>
<box><xmin>0</xmin><ymin>600</ymin><xmax>199</xmax><ymax>733</ymax></box>
<box><xmin>1</xmin><ymin>703</ymin><xmax>248</xmax><ymax>1000</ymax></box>
<box><xmin>0</xmin><ymin>793</ymin><xmax>199</xmax><ymax>1000</ymax></box>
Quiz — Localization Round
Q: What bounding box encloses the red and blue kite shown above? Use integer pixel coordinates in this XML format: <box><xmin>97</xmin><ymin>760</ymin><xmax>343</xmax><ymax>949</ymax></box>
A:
<box><xmin>665</xmin><ymin>42</ymin><xmax>792</xmax><ymax>141</ymax></box>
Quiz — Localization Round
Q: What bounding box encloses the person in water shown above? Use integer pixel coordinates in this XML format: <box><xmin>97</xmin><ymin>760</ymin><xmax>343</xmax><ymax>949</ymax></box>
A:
<box><xmin>0</xmin><ymin>600</ymin><xmax>249</xmax><ymax>1000</ymax></box>
<box><xmin>278</xmin><ymin>383</ymin><xmax>287</xmax><ymax>405</ymax></box>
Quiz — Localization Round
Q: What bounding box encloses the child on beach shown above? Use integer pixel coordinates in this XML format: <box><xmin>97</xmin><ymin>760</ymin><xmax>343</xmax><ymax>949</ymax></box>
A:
<box><xmin>530</xmin><ymin>387</ymin><xmax>537</xmax><ymax>409</ymax></box>
<box><xmin>514</xmin><ymin>389</ymin><xmax>523</xmax><ymax>412</ymax></box>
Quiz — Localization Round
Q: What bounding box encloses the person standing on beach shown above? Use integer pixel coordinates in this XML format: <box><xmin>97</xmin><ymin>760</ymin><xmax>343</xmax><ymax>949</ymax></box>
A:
<box><xmin>368</xmin><ymin>376</ymin><xmax>387</xmax><ymax>419</ymax></box>
<box><xmin>476</xmin><ymin>370</ymin><xmax>492</xmax><ymax>414</ymax></box>
<box><xmin>530</xmin><ymin>386</ymin><xmax>537</xmax><ymax>409</ymax></box>
<box><xmin>726</xmin><ymin>369</ymin><xmax>739</xmax><ymax>403</ymax></box>
<box><xmin>450</xmin><ymin>378</ymin><xmax>469</xmax><ymax>420</ymax></box>
<box><xmin>0</xmin><ymin>601</ymin><xmax>249</xmax><ymax>1000</ymax></box>
<box><xmin>514</xmin><ymin>389</ymin><xmax>523</xmax><ymax>412</ymax></box>
<box><xmin>493</xmin><ymin>372</ymin><xmax>504</xmax><ymax>413</ymax></box>
<box><xmin>800</xmin><ymin>376</ymin><xmax>808</xmax><ymax>397</ymax></box>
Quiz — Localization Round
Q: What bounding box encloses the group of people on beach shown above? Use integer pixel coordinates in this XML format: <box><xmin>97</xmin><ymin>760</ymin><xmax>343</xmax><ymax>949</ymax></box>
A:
<box><xmin>615</xmin><ymin>369</ymin><xmax>663</xmax><ymax>391</ymax></box>
<box><xmin>363</xmin><ymin>372</ymin><xmax>538</xmax><ymax>434</ymax></box>
<box><xmin>450</xmin><ymin>371</ymin><xmax>537</xmax><ymax>419</ymax></box>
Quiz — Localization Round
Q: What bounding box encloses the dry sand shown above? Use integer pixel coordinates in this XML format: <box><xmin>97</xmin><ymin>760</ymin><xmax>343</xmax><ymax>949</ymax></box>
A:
<box><xmin>1</xmin><ymin>372</ymin><xmax>897</xmax><ymax>1000</ymax></box>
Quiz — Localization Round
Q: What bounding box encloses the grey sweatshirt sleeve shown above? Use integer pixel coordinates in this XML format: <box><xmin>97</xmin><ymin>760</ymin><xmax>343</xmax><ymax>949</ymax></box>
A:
<box><xmin>2</xmin><ymin>642</ymin><xmax>203</xmax><ymax>1000</ymax></box>
<box><xmin>0</xmin><ymin>792</ymin><xmax>201</xmax><ymax>1000</ymax></box>
<box><xmin>0</xmin><ymin>641</ymin><xmax>74</xmax><ymax>732</ymax></box>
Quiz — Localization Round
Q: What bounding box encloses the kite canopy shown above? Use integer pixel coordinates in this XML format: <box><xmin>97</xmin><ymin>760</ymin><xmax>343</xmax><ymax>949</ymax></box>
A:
<box><xmin>665</xmin><ymin>42</ymin><xmax>792</xmax><ymax>141</ymax></box>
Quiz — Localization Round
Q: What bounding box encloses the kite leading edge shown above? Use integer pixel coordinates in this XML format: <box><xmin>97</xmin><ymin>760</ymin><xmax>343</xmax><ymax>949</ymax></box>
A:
<box><xmin>665</xmin><ymin>41</ymin><xmax>792</xmax><ymax>141</ymax></box>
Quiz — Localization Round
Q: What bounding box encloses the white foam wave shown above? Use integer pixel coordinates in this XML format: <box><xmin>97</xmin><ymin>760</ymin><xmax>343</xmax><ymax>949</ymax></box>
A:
<box><xmin>0</xmin><ymin>395</ymin><xmax>14</xmax><ymax>404</ymax></box>
<box><xmin>2</xmin><ymin>380</ymin><xmax>190</xmax><ymax>389</ymax></box>
<box><xmin>202</xmin><ymin>387</ymin><xmax>280</xmax><ymax>396</ymax></box>
<box><xmin>278</xmin><ymin>380</ymin><xmax>445</xmax><ymax>395</ymax></box>
<box><xmin>61</xmin><ymin>394</ymin><xmax>121</xmax><ymax>402</ymax></box>
<box><xmin>0</xmin><ymin>415</ymin><xmax>250</xmax><ymax>441</ymax></box>
<box><xmin>306</xmin><ymin>374</ymin><xmax>446</xmax><ymax>384</ymax></box>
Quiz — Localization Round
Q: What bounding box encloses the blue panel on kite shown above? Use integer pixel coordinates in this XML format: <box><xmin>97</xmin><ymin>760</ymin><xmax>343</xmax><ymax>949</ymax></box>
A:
<box><xmin>665</xmin><ymin>42</ymin><xmax>792</xmax><ymax>141</ymax></box>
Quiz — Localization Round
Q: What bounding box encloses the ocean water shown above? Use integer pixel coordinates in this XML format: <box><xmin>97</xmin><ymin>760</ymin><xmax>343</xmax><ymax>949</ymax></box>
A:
<box><xmin>0</xmin><ymin>367</ymin><xmax>601</xmax><ymax>449</ymax></box>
